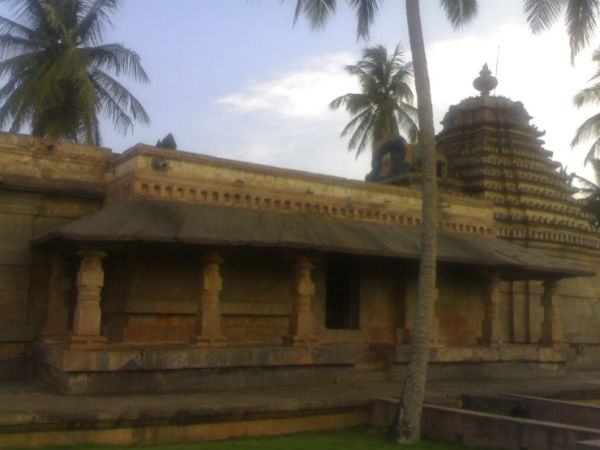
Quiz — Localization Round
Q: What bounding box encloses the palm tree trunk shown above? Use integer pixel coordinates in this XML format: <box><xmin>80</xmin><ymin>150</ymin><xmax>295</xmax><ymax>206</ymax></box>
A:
<box><xmin>386</xmin><ymin>0</ymin><xmax>438</xmax><ymax>444</ymax></box>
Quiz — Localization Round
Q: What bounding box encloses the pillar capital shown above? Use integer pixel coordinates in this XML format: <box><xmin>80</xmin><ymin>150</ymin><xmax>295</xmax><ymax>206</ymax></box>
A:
<box><xmin>542</xmin><ymin>278</ymin><xmax>560</xmax><ymax>297</ymax></box>
<box><xmin>292</xmin><ymin>258</ymin><xmax>314</xmax><ymax>273</ymax></box>
<box><xmin>77</xmin><ymin>249</ymin><xmax>108</xmax><ymax>260</ymax></box>
<box><xmin>198</xmin><ymin>252</ymin><xmax>224</xmax><ymax>266</ymax></box>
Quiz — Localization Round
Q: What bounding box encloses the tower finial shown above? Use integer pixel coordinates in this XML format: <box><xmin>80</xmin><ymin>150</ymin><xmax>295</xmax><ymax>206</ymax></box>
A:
<box><xmin>473</xmin><ymin>63</ymin><xmax>498</xmax><ymax>97</ymax></box>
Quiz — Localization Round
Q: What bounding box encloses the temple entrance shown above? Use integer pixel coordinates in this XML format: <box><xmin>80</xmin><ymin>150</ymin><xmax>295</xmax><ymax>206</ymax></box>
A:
<box><xmin>325</xmin><ymin>254</ymin><xmax>360</xmax><ymax>329</ymax></box>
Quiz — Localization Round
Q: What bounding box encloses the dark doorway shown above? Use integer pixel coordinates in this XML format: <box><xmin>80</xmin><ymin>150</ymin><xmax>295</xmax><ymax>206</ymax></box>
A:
<box><xmin>325</xmin><ymin>254</ymin><xmax>360</xmax><ymax>329</ymax></box>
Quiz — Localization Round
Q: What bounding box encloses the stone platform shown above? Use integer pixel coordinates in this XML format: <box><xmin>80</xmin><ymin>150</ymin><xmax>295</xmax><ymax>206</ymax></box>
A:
<box><xmin>32</xmin><ymin>343</ymin><xmax>363</xmax><ymax>394</ymax></box>
<box><xmin>31</xmin><ymin>342</ymin><xmax>577</xmax><ymax>395</ymax></box>
<box><xmin>3</xmin><ymin>369</ymin><xmax>600</xmax><ymax>448</ymax></box>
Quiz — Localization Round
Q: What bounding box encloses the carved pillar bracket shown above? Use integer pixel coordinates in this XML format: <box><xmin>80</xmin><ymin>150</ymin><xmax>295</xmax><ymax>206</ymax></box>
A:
<box><xmin>192</xmin><ymin>253</ymin><xmax>227</xmax><ymax>347</ymax></box>
<box><xmin>69</xmin><ymin>250</ymin><xmax>107</xmax><ymax>349</ymax></box>
<box><xmin>539</xmin><ymin>278</ymin><xmax>564</xmax><ymax>348</ymax></box>
<box><xmin>482</xmin><ymin>272</ymin><xmax>503</xmax><ymax>346</ymax></box>
<box><xmin>284</xmin><ymin>258</ymin><xmax>318</xmax><ymax>346</ymax></box>
<box><xmin>41</xmin><ymin>253</ymin><xmax>71</xmax><ymax>343</ymax></box>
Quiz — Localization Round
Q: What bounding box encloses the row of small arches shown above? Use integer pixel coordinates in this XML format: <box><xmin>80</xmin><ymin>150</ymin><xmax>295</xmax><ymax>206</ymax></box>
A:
<box><xmin>497</xmin><ymin>228</ymin><xmax>600</xmax><ymax>248</ymax></box>
<box><xmin>451</xmin><ymin>156</ymin><xmax>558</xmax><ymax>178</ymax></box>
<box><xmin>137</xmin><ymin>182</ymin><xmax>425</xmax><ymax>224</ymax></box>
<box><xmin>493</xmin><ymin>212</ymin><xmax>592</xmax><ymax>231</ymax></box>
<box><xmin>491</xmin><ymin>197</ymin><xmax>585</xmax><ymax>219</ymax></box>
<box><xmin>132</xmin><ymin>182</ymin><xmax>494</xmax><ymax>236</ymax></box>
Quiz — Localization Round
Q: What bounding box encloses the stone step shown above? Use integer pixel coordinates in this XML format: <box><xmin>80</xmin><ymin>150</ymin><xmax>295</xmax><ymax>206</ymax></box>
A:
<box><xmin>462</xmin><ymin>393</ymin><xmax>600</xmax><ymax>430</ymax></box>
<box><xmin>355</xmin><ymin>370</ymin><xmax>389</xmax><ymax>382</ymax></box>
<box><xmin>373</xmin><ymin>398</ymin><xmax>600</xmax><ymax>450</ymax></box>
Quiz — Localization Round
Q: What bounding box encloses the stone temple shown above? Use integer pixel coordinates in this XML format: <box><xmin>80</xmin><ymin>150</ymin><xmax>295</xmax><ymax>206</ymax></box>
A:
<box><xmin>1</xmin><ymin>67</ymin><xmax>599</xmax><ymax>395</ymax></box>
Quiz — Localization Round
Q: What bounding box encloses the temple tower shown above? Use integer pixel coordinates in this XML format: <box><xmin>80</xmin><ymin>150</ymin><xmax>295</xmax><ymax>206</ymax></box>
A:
<box><xmin>437</xmin><ymin>64</ymin><xmax>600</xmax><ymax>253</ymax></box>
<box><xmin>436</xmin><ymin>65</ymin><xmax>600</xmax><ymax>345</ymax></box>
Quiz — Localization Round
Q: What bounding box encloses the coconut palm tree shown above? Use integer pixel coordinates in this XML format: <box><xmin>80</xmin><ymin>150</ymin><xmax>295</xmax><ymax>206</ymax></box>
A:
<box><xmin>290</xmin><ymin>0</ymin><xmax>478</xmax><ymax>444</ymax></box>
<box><xmin>331</xmin><ymin>43</ymin><xmax>418</xmax><ymax>158</ymax></box>
<box><xmin>571</xmin><ymin>48</ymin><xmax>600</xmax><ymax>165</ymax></box>
<box><xmin>573</xmin><ymin>158</ymin><xmax>600</xmax><ymax>227</ymax></box>
<box><xmin>523</xmin><ymin>0</ymin><xmax>600</xmax><ymax>63</ymax></box>
<box><xmin>0</xmin><ymin>0</ymin><xmax>149</xmax><ymax>145</ymax></box>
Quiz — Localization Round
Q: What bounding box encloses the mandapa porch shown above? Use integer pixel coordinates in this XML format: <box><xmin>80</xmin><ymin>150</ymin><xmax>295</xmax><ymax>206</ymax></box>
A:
<box><xmin>29</xmin><ymin>199</ymin><xmax>592</xmax><ymax>394</ymax></box>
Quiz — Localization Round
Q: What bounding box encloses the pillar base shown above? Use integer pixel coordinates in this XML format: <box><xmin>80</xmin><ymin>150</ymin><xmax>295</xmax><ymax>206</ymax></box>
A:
<box><xmin>479</xmin><ymin>337</ymin><xmax>503</xmax><ymax>347</ymax></box>
<box><xmin>39</xmin><ymin>333</ymin><xmax>68</xmax><ymax>344</ymax></box>
<box><xmin>282</xmin><ymin>335</ymin><xmax>318</xmax><ymax>347</ymax></box>
<box><xmin>190</xmin><ymin>335</ymin><xmax>227</xmax><ymax>347</ymax></box>
<box><xmin>68</xmin><ymin>334</ymin><xmax>107</xmax><ymax>349</ymax></box>
<box><xmin>539</xmin><ymin>339</ymin><xmax>567</xmax><ymax>349</ymax></box>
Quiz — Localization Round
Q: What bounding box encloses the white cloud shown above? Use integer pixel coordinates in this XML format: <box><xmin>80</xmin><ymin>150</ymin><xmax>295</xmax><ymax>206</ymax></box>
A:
<box><xmin>210</xmin><ymin>24</ymin><xmax>600</xmax><ymax>181</ymax></box>
<box><xmin>210</xmin><ymin>52</ymin><xmax>372</xmax><ymax>180</ymax></box>
<box><xmin>217</xmin><ymin>52</ymin><xmax>359</xmax><ymax>122</ymax></box>
<box><xmin>427</xmin><ymin>22</ymin><xmax>597</xmax><ymax>177</ymax></box>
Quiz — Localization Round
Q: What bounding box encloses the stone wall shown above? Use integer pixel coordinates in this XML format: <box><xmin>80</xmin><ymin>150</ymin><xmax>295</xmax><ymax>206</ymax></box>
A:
<box><xmin>436</xmin><ymin>271</ymin><xmax>486</xmax><ymax>345</ymax></box>
<box><xmin>106</xmin><ymin>145</ymin><xmax>496</xmax><ymax>237</ymax></box>
<box><xmin>0</xmin><ymin>133</ymin><xmax>110</xmax><ymax>379</ymax></box>
<box><xmin>101</xmin><ymin>248</ymin><xmax>413</xmax><ymax>347</ymax></box>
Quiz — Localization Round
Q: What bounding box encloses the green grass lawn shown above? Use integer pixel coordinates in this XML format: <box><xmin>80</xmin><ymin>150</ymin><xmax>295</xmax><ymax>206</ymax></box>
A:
<box><xmin>45</xmin><ymin>426</ymin><xmax>486</xmax><ymax>450</ymax></box>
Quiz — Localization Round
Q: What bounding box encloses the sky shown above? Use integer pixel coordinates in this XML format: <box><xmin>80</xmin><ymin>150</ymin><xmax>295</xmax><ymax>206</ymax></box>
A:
<box><xmin>1</xmin><ymin>0</ymin><xmax>599</xmax><ymax>181</ymax></box>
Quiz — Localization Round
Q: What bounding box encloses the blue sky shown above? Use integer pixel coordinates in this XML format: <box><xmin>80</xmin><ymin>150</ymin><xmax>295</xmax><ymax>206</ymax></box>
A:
<box><xmin>0</xmin><ymin>1</ymin><xmax>597</xmax><ymax>180</ymax></box>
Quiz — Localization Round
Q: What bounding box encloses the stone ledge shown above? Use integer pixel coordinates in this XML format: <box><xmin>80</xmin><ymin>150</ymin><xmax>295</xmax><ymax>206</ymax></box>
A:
<box><xmin>390</xmin><ymin>344</ymin><xmax>576</xmax><ymax>364</ymax></box>
<box><xmin>0</xmin><ymin>173</ymin><xmax>104</xmax><ymax>199</ymax></box>
<box><xmin>32</xmin><ymin>344</ymin><xmax>362</xmax><ymax>373</ymax></box>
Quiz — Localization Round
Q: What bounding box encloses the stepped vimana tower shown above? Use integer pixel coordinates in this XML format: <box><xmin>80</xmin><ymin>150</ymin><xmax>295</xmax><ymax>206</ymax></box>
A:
<box><xmin>367</xmin><ymin>64</ymin><xmax>600</xmax><ymax>348</ymax></box>
<box><xmin>437</xmin><ymin>65</ymin><xmax>600</xmax><ymax>346</ymax></box>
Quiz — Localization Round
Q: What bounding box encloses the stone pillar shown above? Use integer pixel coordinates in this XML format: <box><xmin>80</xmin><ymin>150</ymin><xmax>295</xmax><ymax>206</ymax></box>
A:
<box><xmin>284</xmin><ymin>258</ymin><xmax>317</xmax><ymax>346</ymax></box>
<box><xmin>192</xmin><ymin>253</ymin><xmax>226</xmax><ymax>346</ymax></box>
<box><xmin>482</xmin><ymin>272</ymin><xmax>503</xmax><ymax>346</ymax></box>
<box><xmin>40</xmin><ymin>253</ymin><xmax>70</xmax><ymax>343</ymax></box>
<box><xmin>539</xmin><ymin>278</ymin><xmax>564</xmax><ymax>347</ymax></box>
<box><xmin>69</xmin><ymin>250</ymin><xmax>107</xmax><ymax>349</ymax></box>
<box><xmin>429</xmin><ymin>288</ymin><xmax>442</xmax><ymax>345</ymax></box>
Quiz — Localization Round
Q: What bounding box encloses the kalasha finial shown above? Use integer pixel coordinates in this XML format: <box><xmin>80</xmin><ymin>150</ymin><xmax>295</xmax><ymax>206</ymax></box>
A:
<box><xmin>473</xmin><ymin>63</ymin><xmax>498</xmax><ymax>97</ymax></box>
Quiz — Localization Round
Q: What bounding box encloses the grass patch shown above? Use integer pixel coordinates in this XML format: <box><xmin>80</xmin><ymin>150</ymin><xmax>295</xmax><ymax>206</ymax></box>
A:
<box><xmin>43</xmin><ymin>425</ymin><xmax>484</xmax><ymax>449</ymax></box>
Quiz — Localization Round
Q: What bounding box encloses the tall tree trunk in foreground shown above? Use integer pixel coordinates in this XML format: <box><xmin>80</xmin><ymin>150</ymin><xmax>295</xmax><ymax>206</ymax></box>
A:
<box><xmin>386</xmin><ymin>0</ymin><xmax>438</xmax><ymax>444</ymax></box>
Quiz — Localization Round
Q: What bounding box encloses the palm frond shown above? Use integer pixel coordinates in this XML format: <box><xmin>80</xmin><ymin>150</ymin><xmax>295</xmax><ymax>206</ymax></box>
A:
<box><xmin>0</xmin><ymin>34</ymin><xmax>41</xmax><ymax>59</ymax></box>
<box><xmin>571</xmin><ymin>112</ymin><xmax>600</xmax><ymax>164</ymax></box>
<box><xmin>91</xmin><ymin>67</ymin><xmax>150</xmax><ymax>126</ymax></box>
<box><xmin>73</xmin><ymin>0</ymin><xmax>119</xmax><ymax>45</ymax></box>
<box><xmin>292</xmin><ymin>0</ymin><xmax>337</xmax><ymax>30</ymax></box>
<box><xmin>347</xmin><ymin>0</ymin><xmax>380</xmax><ymax>39</ymax></box>
<box><xmin>0</xmin><ymin>16</ymin><xmax>37</xmax><ymax>39</ymax></box>
<box><xmin>523</xmin><ymin>0</ymin><xmax>564</xmax><ymax>32</ymax></box>
<box><xmin>340</xmin><ymin>107</ymin><xmax>373</xmax><ymax>138</ymax></box>
<box><xmin>330</xmin><ymin>93</ymin><xmax>370</xmax><ymax>114</ymax></box>
<box><xmin>573</xmin><ymin>82</ymin><xmax>600</xmax><ymax>107</ymax></box>
<box><xmin>7</xmin><ymin>0</ymin><xmax>46</xmax><ymax>28</ymax></box>
<box><xmin>565</xmin><ymin>0</ymin><xmax>600</xmax><ymax>63</ymax></box>
<box><xmin>82</xmin><ymin>43</ymin><xmax>149</xmax><ymax>82</ymax></box>
<box><xmin>440</xmin><ymin>0</ymin><xmax>479</xmax><ymax>30</ymax></box>
<box><xmin>350</xmin><ymin>111</ymin><xmax>375</xmax><ymax>158</ymax></box>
